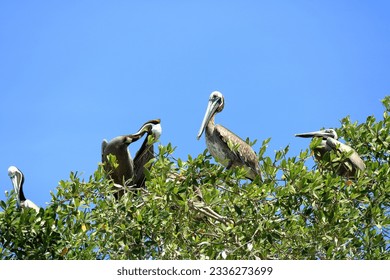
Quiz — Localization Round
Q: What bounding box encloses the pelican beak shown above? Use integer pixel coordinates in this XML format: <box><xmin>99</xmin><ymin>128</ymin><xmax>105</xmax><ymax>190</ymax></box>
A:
<box><xmin>124</xmin><ymin>133</ymin><xmax>144</xmax><ymax>144</ymax></box>
<box><xmin>10</xmin><ymin>175</ymin><xmax>19</xmax><ymax>194</ymax></box>
<box><xmin>10</xmin><ymin>175</ymin><xmax>21</xmax><ymax>207</ymax></box>
<box><xmin>295</xmin><ymin>130</ymin><xmax>333</xmax><ymax>138</ymax></box>
<box><xmin>134</xmin><ymin>119</ymin><xmax>161</xmax><ymax>136</ymax></box>
<box><xmin>197</xmin><ymin>98</ymin><xmax>219</xmax><ymax>140</ymax></box>
<box><xmin>127</xmin><ymin>119</ymin><xmax>162</xmax><ymax>143</ymax></box>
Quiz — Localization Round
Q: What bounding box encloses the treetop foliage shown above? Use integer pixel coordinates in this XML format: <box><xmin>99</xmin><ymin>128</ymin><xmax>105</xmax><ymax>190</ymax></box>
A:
<box><xmin>1</xmin><ymin>96</ymin><xmax>389</xmax><ymax>260</ymax></box>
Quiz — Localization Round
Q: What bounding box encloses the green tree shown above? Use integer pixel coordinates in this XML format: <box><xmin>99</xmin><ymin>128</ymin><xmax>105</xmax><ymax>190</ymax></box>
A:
<box><xmin>1</xmin><ymin>97</ymin><xmax>389</xmax><ymax>260</ymax></box>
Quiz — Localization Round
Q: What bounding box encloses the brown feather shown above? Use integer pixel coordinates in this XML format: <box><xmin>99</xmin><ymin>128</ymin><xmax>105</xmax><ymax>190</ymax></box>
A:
<box><xmin>133</xmin><ymin>135</ymin><xmax>155</xmax><ymax>188</ymax></box>
<box><xmin>206</xmin><ymin>121</ymin><xmax>261</xmax><ymax>181</ymax></box>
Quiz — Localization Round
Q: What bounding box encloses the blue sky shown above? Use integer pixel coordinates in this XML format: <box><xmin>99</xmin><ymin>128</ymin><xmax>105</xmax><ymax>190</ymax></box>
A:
<box><xmin>0</xmin><ymin>1</ymin><xmax>389</xmax><ymax>208</ymax></box>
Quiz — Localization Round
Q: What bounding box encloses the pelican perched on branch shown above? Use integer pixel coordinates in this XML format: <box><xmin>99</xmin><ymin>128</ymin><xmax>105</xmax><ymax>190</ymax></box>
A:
<box><xmin>295</xmin><ymin>128</ymin><xmax>366</xmax><ymax>177</ymax></box>
<box><xmin>8</xmin><ymin>166</ymin><xmax>39</xmax><ymax>212</ymax></box>
<box><xmin>133</xmin><ymin>119</ymin><xmax>162</xmax><ymax>189</ymax></box>
<box><xmin>101</xmin><ymin>119</ymin><xmax>161</xmax><ymax>197</ymax></box>
<box><xmin>101</xmin><ymin>132</ymin><xmax>144</xmax><ymax>191</ymax></box>
<box><xmin>197</xmin><ymin>91</ymin><xmax>261</xmax><ymax>181</ymax></box>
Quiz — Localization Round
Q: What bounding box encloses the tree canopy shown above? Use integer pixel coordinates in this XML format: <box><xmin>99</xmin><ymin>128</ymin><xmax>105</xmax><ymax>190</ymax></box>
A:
<box><xmin>1</xmin><ymin>97</ymin><xmax>389</xmax><ymax>260</ymax></box>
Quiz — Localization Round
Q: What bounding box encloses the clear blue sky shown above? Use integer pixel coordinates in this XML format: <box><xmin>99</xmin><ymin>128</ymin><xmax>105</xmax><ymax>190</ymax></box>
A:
<box><xmin>1</xmin><ymin>1</ymin><xmax>389</xmax><ymax>208</ymax></box>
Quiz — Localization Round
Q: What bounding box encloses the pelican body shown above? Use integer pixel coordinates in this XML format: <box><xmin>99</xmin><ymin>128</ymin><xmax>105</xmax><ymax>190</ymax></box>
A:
<box><xmin>8</xmin><ymin>166</ymin><xmax>39</xmax><ymax>212</ymax></box>
<box><xmin>133</xmin><ymin>119</ymin><xmax>162</xmax><ymax>188</ymax></box>
<box><xmin>101</xmin><ymin>119</ymin><xmax>161</xmax><ymax>195</ymax></box>
<box><xmin>295</xmin><ymin>129</ymin><xmax>365</xmax><ymax>176</ymax></box>
<box><xmin>101</xmin><ymin>133</ymin><xmax>144</xmax><ymax>189</ymax></box>
<box><xmin>197</xmin><ymin>91</ymin><xmax>261</xmax><ymax>181</ymax></box>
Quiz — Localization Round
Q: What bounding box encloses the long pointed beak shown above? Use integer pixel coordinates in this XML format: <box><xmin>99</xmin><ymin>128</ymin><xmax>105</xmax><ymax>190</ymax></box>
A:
<box><xmin>197</xmin><ymin>99</ymin><xmax>218</xmax><ymax>140</ymax></box>
<box><xmin>125</xmin><ymin>119</ymin><xmax>162</xmax><ymax>144</ymax></box>
<box><xmin>134</xmin><ymin>125</ymin><xmax>150</xmax><ymax>136</ymax></box>
<box><xmin>124</xmin><ymin>132</ymin><xmax>144</xmax><ymax>144</ymax></box>
<box><xmin>295</xmin><ymin>130</ymin><xmax>331</xmax><ymax>138</ymax></box>
<box><xmin>10</xmin><ymin>176</ymin><xmax>21</xmax><ymax>206</ymax></box>
<box><xmin>134</xmin><ymin>119</ymin><xmax>161</xmax><ymax>136</ymax></box>
<box><xmin>11</xmin><ymin>176</ymin><xmax>19</xmax><ymax>194</ymax></box>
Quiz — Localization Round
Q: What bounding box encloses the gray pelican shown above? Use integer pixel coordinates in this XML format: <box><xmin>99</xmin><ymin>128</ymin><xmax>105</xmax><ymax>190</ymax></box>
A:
<box><xmin>197</xmin><ymin>91</ymin><xmax>261</xmax><ymax>181</ymax></box>
<box><xmin>101</xmin><ymin>119</ymin><xmax>161</xmax><ymax>197</ymax></box>
<box><xmin>295</xmin><ymin>128</ymin><xmax>366</xmax><ymax>176</ymax></box>
<box><xmin>133</xmin><ymin>119</ymin><xmax>162</xmax><ymax>189</ymax></box>
<box><xmin>102</xmin><ymin>131</ymin><xmax>145</xmax><ymax>196</ymax></box>
<box><xmin>8</xmin><ymin>166</ymin><xmax>39</xmax><ymax>212</ymax></box>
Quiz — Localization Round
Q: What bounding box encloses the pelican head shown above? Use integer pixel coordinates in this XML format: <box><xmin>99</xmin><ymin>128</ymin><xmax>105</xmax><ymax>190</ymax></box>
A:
<box><xmin>101</xmin><ymin>130</ymin><xmax>147</xmax><ymax>169</ymax></box>
<box><xmin>295</xmin><ymin>128</ymin><xmax>365</xmax><ymax>176</ymax></box>
<box><xmin>135</xmin><ymin>119</ymin><xmax>162</xmax><ymax>140</ymax></box>
<box><xmin>197</xmin><ymin>91</ymin><xmax>225</xmax><ymax>140</ymax></box>
<box><xmin>8</xmin><ymin>166</ymin><xmax>24</xmax><ymax>207</ymax></box>
<box><xmin>295</xmin><ymin>128</ymin><xmax>338</xmax><ymax>140</ymax></box>
<box><xmin>105</xmin><ymin>133</ymin><xmax>144</xmax><ymax>150</ymax></box>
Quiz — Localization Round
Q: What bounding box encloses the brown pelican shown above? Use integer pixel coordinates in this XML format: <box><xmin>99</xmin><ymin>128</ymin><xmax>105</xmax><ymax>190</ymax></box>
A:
<box><xmin>197</xmin><ymin>91</ymin><xmax>261</xmax><ymax>181</ymax></box>
<box><xmin>101</xmin><ymin>119</ymin><xmax>161</xmax><ymax>197</ymax></box>
<box><xmin>8</xmin><ymin>166</ymin><xmax>39</xmax><ymax>212</ymax></box>
<box><xmin>101</xmin><ymin>131</ymin><xmax>145</xmax><ymax>196</ymax></box>
<box><xmin>295</xmin><ymin>128</ymin><xmax>366</xmax><ymax>176</ymax></box>
<box><xmin>133</xmin><ymin>119</ymin><xmax>162</xmax><ymax>189</ymax></box>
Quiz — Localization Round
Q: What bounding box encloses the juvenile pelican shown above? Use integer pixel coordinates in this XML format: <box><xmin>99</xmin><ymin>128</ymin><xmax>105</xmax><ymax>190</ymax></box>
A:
<box><xmin>197</xmin><ymin>91</ymin><xmax>261</xmax><ymax>181</ymax></box>
<box><xmin>101</xmin><ymin>131</ymin><xmax>145</xmax><ymax>193</ymax></box>
<box><xmin>8</xmin><ymin>166</ymin><xmax>39</xmax><ymax>212</ymax></box>
<box><xmin>133</xmin><ymin>119</ymin><xmax>162</xmax><ymax>189</ymax></box>
<box><xmin>295</xmin><ymin>128</ymin><xmax>366</xmax><ymax>176</ymax></box>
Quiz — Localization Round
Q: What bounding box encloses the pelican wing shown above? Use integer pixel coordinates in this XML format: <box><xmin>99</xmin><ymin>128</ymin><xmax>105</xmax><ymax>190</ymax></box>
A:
<box><xmin>215</xmin><ymin>124</ymin><xmax>261</xmax><ymax>179</ymax></box>
<box><xmin>326</xmin><ymin>137</ymin><xmax>366</xmax><ymax>171</ymax></box>
<box><xmin>134</xmin><ymin>136</ymin><xmax>155</xmax><ymax>188</ymax></box>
